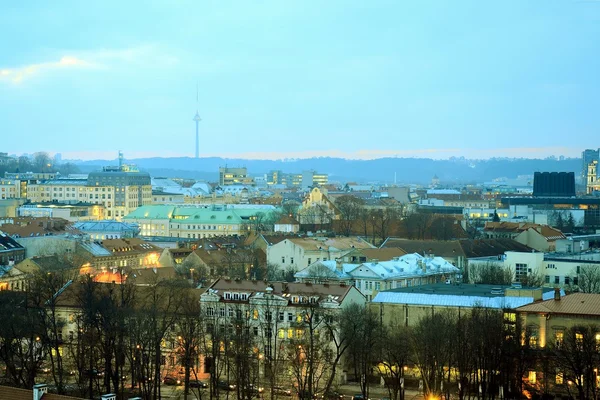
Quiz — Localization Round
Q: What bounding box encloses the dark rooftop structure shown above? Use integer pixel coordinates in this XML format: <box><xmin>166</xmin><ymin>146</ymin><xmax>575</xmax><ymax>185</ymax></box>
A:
<box><xmin>533</xmin><ymin>172</ymin><xmax>575</xmax><ymax>197</ymax></box>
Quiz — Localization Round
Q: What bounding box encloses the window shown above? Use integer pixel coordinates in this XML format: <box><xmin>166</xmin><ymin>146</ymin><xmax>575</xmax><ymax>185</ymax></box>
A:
<box><xmin>565</xmin><ymin>276</ymin><xmax>570</xmax><ymax>285</ymax></box>
<box><xmin>556</xmin><ymin>371</ymin><xmax>563</xmax><ymax>385</ymax></box>
<box><xmin>287</xmin><ymin>312</ymin><xmax>293</xmax><ymax>322</ymax></box>
<box><xmin>290</xmin><ymin>257</ymin><xmax>294</xmax><ymax>264</ymax></box>
<box><xmin>224</xmin><ymin>292</ymin><xmax>231</xmax><ymax>300</ymax></box>
<box><xmin>207</xmin><ymin>307</ymin><xmax>215</xmax><ymax>317</ymax></box>
<box><xmin>545</xmin><ymin>275</ymin><xmax>550</xmax><ymax>284</ymax></box>
<box><xmin>555</xmin><ymin>276</ymin><xmax>560</xmax><ymax>284</ymax></box>
<box><xmin>528</xmin><ymin>371</ymin><xmax>537</xmax><ymax>384</ymax></box>
<box><xmin>287</xmin><ymin>328</ymin><xmax>293</xmax><ymax>338</ymax></box>
<box><xmin>219</xmin><ymin>307</ymin><xmax>226</xmax><ymax>317</ymax></box>
<box><xmin>253</xmin><ymin>327</ymin><xmax>259</xmax><ymax>336</ymax></box>
<box><xmin>515</xmin><ymin>263</ymin><xmax>528</xmax><ymax>282</ymax></box>
<box><xmin>278</xmin><ymin>312</ymin><xmax>284</xmax><ymax>321</ymax></box>
<box><xmin>547</xmin><ymin>264</ymin><xmax>556</xmax><ymax>269</ymax></box>
<box><xmin>278</xmin><ymin>329</ymin><xmax>285</xmax><ymax>339</ymax></box>
<box><xmin>228</xmin><ymin>308</ymin><xmax>234</xmax><ymax>317</ymax></box>
<box><xmin>375</xmin><ymin>282</ymin><xmax>381</xmax><ymax>291</ymax></box>
<box><xmin>266</xmin><ymin>311</ymin><xmax>272</xmax><ymax>321</ymax></box>
<box><xmin>577</xmin><ymin>265</ymin><xmax>581</xmax><ymax>274</ymax></box>
<box><xmin>555</xmin><ymin>331</ymin><xmax>564</xmax><ymax>347</ymax></box>
<box><xmin>282</xmin><ymin>257</ymin><xmax>285</xmax><ymax>264</ymax></box>
<box><xmin>253</xmin><ymin>309</ymin><xmax>259</xmax><ymax>319</ymax></box>
<box><xmin>307</xmin><ymin>258</ymin><xmax>312</xmax><ymax>265</ymax></box>
<box><xmin>233</xmin><ymin>293</ymin><xmax>239</xmax><ymax>300</ymax></box>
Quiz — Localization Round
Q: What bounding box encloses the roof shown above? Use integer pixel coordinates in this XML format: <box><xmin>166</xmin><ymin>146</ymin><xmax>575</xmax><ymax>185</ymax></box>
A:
<box><xmin>0</xmin><ymin>385</ymin><xmax>85</xmax><ymax>400</ymax></box>
<box><xmin>73</xmin><ymin>220</ymin><xmax>139</xmax><ymax>233</ymax></box>
<box><xmin>128</xmin><ymin>266</ymin><xmax>178</xmax><ymax>285</ymax></box>
<box><xmin>516</xmin><ymin>293</ymin><xmax>600</xmax><ymax>316</ymax></box>
<box><xmin>458</xmin><ymin>239</ymin><xmax>534</xmax><ymax>258</ymax></box>
<box><xmin>384</xmin><ymin>282</ymin><xmax>554</xmax><ymax>297</ymax></box>
<box><xmin>352</xmin><ymin>253</ymin><xmax>459</xmax><ymax>279</ymax></box>
<box><xmin>294</xmin><ymin>261</ymin><xmax>355</xmax><ymax>280</ymax></box>
<box><xmin>0</xmin><ymin>233</ymin><xmax>24</xmax><ymax>252</ymax></box>
<box><xmin>275</xmin><ymin>215</ymin><xmax>300</xmax><ymax>225</ymax></box>
<box><xmin>380</xmin><ymin>239</ymin><xmax>465</xmax><ymax>258</ymax></box>
<box><xmin>286</xmin><ymin>237</ymin><xmax>374</xmax><ymax>251</ymax></box>
<box><xmin>372</xmin><ymin>291</ymin><xmax>535</xmax><ymax>309</ymax></box>
<box><xmin>101</xmin><ymin>238</ymin><xmax>162</xmax><ymax>254</ymax></box>
<box><xmin>357</xmin><ymin>248</ymin><xmax>407</xmax><ymax>260</ymax></box>
<box><xmin>380</xmin><ymin>238</ymin><xmax>533</xmax><ymax>259</ymax></box>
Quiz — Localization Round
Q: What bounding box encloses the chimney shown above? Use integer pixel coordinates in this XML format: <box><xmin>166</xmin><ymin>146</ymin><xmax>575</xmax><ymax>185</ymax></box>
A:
<box><xmin>335</xmin><ymin>259</ymin><xmax>343</xmax><ymax>272</ymax></box>
<box><xmin>554</xmin><ymin>287</ymin><xmax>560</xmax><ymax>301</ymax></box>
<box><xmin>33</xmin><ymin>384</ymin><xmax>48</xmax><ymax>400</ymax></box>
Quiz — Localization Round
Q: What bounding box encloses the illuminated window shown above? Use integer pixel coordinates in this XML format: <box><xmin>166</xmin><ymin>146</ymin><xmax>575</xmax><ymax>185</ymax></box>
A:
<box><xmin>278</xmin><ymin>329</ymin><xmax>285</xmax><ymax>339</ymax></box>
<box><xmin>253</xmin><ymin>309</ymin><xmax>259</xmax><ymax>320</ymax></box>
<box><xmin>555</xmin><ymin>331</ymin><xmax>564</xmax><ymax>347</ymax></box>
<box><xmin>528</xmin><ymin>371</ymin><xmax>537</xmax><ymax>384</ymax></box>
<box><xmin>556</xmin><ymin>371</ymin><xmax>563</xmax><ymax>385</ymax></box>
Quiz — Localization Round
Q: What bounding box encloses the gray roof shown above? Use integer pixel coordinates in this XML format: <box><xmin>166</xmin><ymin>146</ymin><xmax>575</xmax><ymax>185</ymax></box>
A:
<box><xmin>78</xmin><ymin>242</ymin><xmax>112</xmax><ymax>256</ymax></box>
<box><xmin>372</xmin><ymin>291</ymin><xmax>534</xmax><ymax>309</ymax></box>
<box><xmin>73</xmin><ymin>220</ymin><xmax>138</xmax><ymax>233</ymax></box>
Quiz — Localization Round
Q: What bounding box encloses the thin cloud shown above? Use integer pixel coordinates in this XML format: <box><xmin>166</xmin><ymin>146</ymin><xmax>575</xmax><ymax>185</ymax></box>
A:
<box><xmin>0</xmin><ymin>44</ymin><xmax>176</xmax><ymax>85</ymax></box>
<box><xmin>0</xmin><ymin>56</ymin><xmax>94</xmax><ymax>84</ymax></box>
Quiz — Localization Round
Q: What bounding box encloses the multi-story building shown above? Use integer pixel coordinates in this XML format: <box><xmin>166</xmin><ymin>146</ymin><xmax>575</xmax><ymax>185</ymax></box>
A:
<box><xmin>219</xmin><ymin>167</ymin><xmax>255</xmax><ymax>186</ymax></box>
<box><xmin>267</xmin><ymin>236</ymin><xmax>373</xmax><ymax>271</ymax></box>
<box><xmin>267</xmin><ymin>170</ymin><xmax>329</xmax><ymax>189</ymax></box>
<box><xmin>581</xmin><ymin>148</ymin><xmax>599</xmax><ymax>184</ymax></box>
<box><xmin>125</xmin><ymin>204</ymin><xmax>277</xmax><ymax>239</ymax></box>
<box><xmin>199</xmin><ymin>279</ymin><xmax>365</xmax><ymax>381</ymax></box>
<box><xmin>87</xmin><ymin>161</ymin><xmax>152</xmax><ymax>220</ymax></box>
<box><xmin>294</xmin><ymin>253</ymin><xmax>460</xmax><ymax>301</ymax></box>
<box><xmin>587</xmin><ymin>160</ymin><xmax>600</xmax><ymax>194</ymax></box>
<box><xmin>371</xmin><ymin>282</ymin><xmax>559</xmax><ymax>327</ymax></box>
<box><xmin>3</xmin><ymin>156</ymin><xmax>151</xmax><ymax>221</ymax></box>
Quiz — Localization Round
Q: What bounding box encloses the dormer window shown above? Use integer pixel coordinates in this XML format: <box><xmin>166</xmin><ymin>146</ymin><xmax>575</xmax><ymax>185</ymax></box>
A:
<box><xmin>224</xmin><ymin>292</ymin><xmax>231</xmax><ymax>300</ymax></box>
<box><xmin>233</xmin><ymin>293</ymin><xmax>240</xmax><ymax>300</ymax></box>
<box><xmin>292</xmin><ymin>296</ymin><xmax>299</xmax><ymax>303</ymax></box>
<box><xmin>240</xmin><ymin>293</ymin><xmax>248</xmax><ymax>301</ymax></box>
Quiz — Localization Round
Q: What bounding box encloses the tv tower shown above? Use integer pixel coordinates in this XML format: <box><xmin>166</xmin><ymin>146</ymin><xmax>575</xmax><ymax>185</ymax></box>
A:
<box><xmin>193</xmin><ymin>85</ymin><xmax>201</xmax><ymax>158</ymax></box>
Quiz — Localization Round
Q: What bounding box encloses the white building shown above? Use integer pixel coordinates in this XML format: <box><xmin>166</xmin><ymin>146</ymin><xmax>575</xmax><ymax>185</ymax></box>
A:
<box><xmin>295</xmin><ymin>253</ymin><xmax>460</xmax><ymax>301</ymax></box>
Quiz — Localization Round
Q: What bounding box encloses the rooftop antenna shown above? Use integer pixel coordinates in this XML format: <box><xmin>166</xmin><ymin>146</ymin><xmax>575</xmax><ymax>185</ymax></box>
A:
<box><xmin>193</xmin><ymin>83</ymin><xmax>202</xmax><ymax>159</ymax></box>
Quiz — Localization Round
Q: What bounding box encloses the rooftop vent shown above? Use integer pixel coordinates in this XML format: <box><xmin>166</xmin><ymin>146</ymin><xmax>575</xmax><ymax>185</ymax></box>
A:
<box><xmin>491</xmin><ymin>287</ymin><xmax>504</xmax><ymax>295</ymax></box>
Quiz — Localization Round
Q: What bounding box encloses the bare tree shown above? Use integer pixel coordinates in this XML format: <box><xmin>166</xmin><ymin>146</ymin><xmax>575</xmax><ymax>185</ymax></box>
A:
<box><xmin>575</xmin><ymin>264</ymin><xmax>600</xmax><ymax>293</ymax></box>
<box><xmin>335</xmin><ymin>195</ymin><xmax>365</xmax><ymax>236</ymax></box>
<box><xmin>548</xmin><ymin>325</ymin><xmax>600</xmax><ymax>400</ymax></box>
<box><xmin>376</xmin><ymin>319</ymin><xmax>411</xmax><ymax>400</ymax></box>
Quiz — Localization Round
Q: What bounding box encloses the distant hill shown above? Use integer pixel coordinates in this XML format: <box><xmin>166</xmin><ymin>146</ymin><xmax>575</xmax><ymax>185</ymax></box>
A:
<box><xmin>70</xmin><ymin>156</ymin><xmax>582</xmax><ymax>185</ymax></box>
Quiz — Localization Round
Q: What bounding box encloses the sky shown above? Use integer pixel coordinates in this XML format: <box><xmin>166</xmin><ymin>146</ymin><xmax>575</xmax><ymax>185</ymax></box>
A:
<box><xmin>1</xmin><ymin>0</ymin><xmax>599</xmax><ymax>161</ymax></box>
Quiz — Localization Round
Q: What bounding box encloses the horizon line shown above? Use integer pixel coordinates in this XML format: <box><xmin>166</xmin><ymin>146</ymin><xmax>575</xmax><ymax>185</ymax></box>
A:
<box><xmin>6</xmin><ymin>146</ymin><xmax>585</xmax><ymax>162</ymax></box>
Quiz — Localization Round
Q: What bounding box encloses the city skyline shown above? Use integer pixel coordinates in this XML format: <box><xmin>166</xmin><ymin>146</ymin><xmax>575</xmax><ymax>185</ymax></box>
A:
<box><xmin>1</xmin><ymin>1</ymin><xmax>599</xmax><ymax>159</ymax></box>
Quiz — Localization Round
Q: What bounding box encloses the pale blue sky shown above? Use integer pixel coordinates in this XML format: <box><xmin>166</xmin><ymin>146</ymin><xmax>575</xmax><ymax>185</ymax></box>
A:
<box><xmin>1</xmin><ymin>0</ymin><xmax>598</xmax><ymax>160</ymax></box>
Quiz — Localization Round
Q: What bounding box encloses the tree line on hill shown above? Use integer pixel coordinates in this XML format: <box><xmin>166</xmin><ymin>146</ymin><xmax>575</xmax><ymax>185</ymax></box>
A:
<box><xmin>0</xmin><ymin>152</ymin><xmax>80</xmax><ymax>177</ymax></box>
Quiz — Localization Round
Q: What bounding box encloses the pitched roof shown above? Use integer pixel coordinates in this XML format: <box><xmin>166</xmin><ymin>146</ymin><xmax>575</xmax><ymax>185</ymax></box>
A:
<box><xmin>381</xmin><ymin>239</ymin><xmax>465</xmax><ymax>258</ymax></box>
<box><xmin>516</xmin><ymin>293</ymin><xmax>600</xmax><ymax>316</ymax></box>
<box><xmin>286</xmin><ymin>237</ymin><xmax>373</xmax><ymax>251</ymax></box>
<box><xmin>128</xmin><ymin>266</ymin><xmax>177</xmax><ymax>285</ymax></box>
<box><xmin>275</xmin><ymin>215</ymin><xmax>299</xmax><ymax>225</ymax></box>
<box><xmin>357</xmin><ymin>248</ymin><xmax>407</xmax><ymax>260</ymax></box>
<box><xmin>458</xmin><ymin>239</ymin><xmax>534</xmax><ymax>258</ymax></box>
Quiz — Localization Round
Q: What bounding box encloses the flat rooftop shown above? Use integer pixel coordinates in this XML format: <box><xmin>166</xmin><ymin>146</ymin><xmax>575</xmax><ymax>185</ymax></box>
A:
<box><xmin>384</xmin><ymin>282</ymin><xmax>552</xmax><ymax>297</ymax></box>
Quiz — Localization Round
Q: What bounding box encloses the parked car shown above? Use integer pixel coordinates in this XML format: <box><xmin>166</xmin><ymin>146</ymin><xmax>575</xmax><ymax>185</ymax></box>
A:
<box><xmin>189</xmin><ymin>380</ymin><xmax>209</xmax><ymax>388</ymax></box>
<box><xmin>273</xmin><ymin>386</ymin><xmax>293</xmax><ymax>396</ymax></box>
<box><xmin>218</xmin><ymin>381</ymin><xmax>237</xmax><ymax>391</ymax></box>
<box><xmin>322</xmin><ymin>391</ymin><xmax>345</xmax><ymax>400</ymax></box>
<box><xmin>163</xmin><ymin>376</ymin><xmax>182</xmax><ymax>385</ymax></box>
